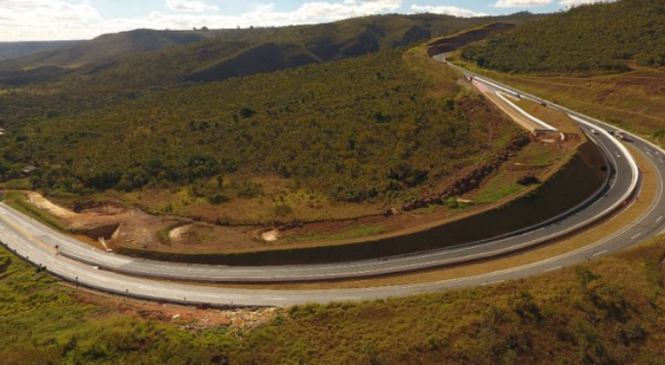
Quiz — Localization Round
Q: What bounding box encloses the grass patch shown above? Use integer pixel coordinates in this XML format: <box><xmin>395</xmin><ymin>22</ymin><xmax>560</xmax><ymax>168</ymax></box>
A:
<box><xmin>285</xmin><ymin>224</ymin><xmax>388</xmax><ymax>243</ymax></box>
<box><xmin>0</xmin><ymin>178</ymin><xmax>30</xmax><ymax>190</ymax></box>
<box><xmin>472</xmin><ymin>177</ymin><xmax>524</xmax><ymax>204</ymax></box>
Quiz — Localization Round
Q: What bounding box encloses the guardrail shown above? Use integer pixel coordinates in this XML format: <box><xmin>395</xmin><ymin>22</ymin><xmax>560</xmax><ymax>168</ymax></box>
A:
<box><xmin>0</xmin><ymin>239</ymin><xmax>265</xmax><ymax>309</ymax></box>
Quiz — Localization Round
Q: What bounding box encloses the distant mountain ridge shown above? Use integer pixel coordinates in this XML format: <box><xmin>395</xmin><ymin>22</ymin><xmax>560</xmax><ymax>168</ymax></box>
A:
<box><xmin>0</xmin><ymin>40</ymin><xmax>83</xmax><ymax>60</ymax></box>
<box><xmin>0</xmin><ymin>12</ymin><xmax>540</xmax><ymax>88</ymax></box>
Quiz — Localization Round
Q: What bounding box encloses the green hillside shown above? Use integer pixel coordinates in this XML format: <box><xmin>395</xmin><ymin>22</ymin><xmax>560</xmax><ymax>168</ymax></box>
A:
<box><xmin>2</xmin><ymin>48</ymin><xmax>520</xmax><ymax>205</ymax></box>
<box><xmin>460</xmin><ymin>0</ymin><xmax>665</xmax><ymax>73</ymax></box>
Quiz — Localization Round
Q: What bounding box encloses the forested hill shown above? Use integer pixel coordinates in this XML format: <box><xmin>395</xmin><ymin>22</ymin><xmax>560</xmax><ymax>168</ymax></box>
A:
<box><xmin>460</xmin><ymin>0</ymin><xmax>665</xmax><ymax>73</ymax></box>
<box><xmin>0</xmin><ymin>13</ymin><xmax>539</xmax><ymax>88</ymax></box>
<box><xmin>2</xmin><ymin>49</ymin><xmax>521</xmax><ymax>203</ymax></box>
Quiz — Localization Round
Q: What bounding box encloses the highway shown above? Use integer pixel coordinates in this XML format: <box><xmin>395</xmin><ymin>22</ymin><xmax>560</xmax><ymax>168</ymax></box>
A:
<box><xmin>1</xmin><ymin>55</ymin><xmax>664</xmax><ymax>306</ymax></box>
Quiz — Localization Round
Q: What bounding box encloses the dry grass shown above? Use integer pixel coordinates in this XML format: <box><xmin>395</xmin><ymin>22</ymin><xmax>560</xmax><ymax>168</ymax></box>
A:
<box><xmin>467</xmin><ymin>64</ymin><xmax>665</xmax><ymax>140</ymax></box>
<box><xmin>122</xmin><ymin>173</ymin><xmax>385</xmax><ymax>225</ymax></box>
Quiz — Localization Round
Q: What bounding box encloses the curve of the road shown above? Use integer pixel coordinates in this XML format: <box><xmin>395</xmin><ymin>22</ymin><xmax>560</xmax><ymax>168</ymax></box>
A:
<box><xmin>1</xmin><ymin>56</ymin><xmax>664</xmax><ymax>306</ymax></box>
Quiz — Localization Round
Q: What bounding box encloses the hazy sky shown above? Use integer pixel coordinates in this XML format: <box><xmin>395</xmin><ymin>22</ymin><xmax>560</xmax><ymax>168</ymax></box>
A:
<box><xmin>0</xmin><ymin>0</ymin><xmax>612</xmax><ymax>42</ymax></box>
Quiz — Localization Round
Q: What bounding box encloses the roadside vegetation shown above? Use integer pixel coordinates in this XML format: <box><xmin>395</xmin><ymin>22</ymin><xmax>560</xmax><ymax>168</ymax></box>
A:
<box><xmin>1</xmin><ymin>231</ymin><xmax>663</xmax><ymax>364</ymax></box>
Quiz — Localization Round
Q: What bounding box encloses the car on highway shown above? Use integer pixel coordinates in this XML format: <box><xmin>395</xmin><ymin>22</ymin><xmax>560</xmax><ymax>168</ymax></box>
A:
<box><xmin>591</xmin><ymin>129</ymin><xmax>599</xmax><ymax>134</ymax></box>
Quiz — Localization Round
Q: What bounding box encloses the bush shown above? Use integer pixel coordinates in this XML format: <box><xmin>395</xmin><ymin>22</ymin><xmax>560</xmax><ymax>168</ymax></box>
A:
<box><xmin>273</xmin><ymin>204</ymin><xmax>293</xmax><ymax>217</ymax></box>
<box><xmin>208</xmin><ymin>193</ymin><xmax>230</xmax><ymax>205</ymax></box>
<box><xmin>236</xmin><ymin>182</ymin><xmax>262</xmax><ymax>199</ymax></box>
<box><xmin>617</xmin><ymin>323</ymin><xmax>648</xmax><ymax>344</ymax></box>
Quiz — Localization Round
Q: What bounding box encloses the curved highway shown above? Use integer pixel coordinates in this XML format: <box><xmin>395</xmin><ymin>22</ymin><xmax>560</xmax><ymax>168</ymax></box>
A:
<box><xmin>1</xmin><ymin>56</ymin><xmax>664</xmax><ymax>306</ymax></box>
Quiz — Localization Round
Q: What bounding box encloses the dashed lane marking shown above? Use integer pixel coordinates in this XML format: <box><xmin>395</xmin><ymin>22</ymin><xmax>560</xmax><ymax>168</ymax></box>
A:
<box><xmin>592</xmin><ymin>250</ymin><xmax>608</xmax><ymax>257</ymax></box>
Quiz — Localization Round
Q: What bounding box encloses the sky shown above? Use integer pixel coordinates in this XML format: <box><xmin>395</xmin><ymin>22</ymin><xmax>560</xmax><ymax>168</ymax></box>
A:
<box><xmin>0</xmin><ymin>0</ymin><xmax>612</xmax><ymax>42</ymax></box>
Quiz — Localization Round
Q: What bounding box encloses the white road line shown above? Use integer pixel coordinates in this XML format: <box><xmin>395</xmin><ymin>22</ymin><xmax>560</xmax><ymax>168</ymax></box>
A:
<box><xmin>616</xmin><ymin>153</ymin><xmax>622</xmax><ymax>158</ymax></box>
<box><xmin>544</xmin><ymin>266</ymin><xmax>562</xmax><ymax>273</ymax></box>
<box><xmin>657</xmin><ymin>215</ymin><xmax>663</xmax><ymax>223</ymax></box>
<box><xmin>647</xmin><ymin>152</ymin><xmax>653</xmax><ymax>157</ymax></box>
<box><xmin>631</xmin><ymin>233</ymin><xmax>642</xmax><ymax>239</ymax></box>
<box><xmin>592</xmin><ymin>250</ymin><xmax>607</xmax><ymax>257</ymax></box>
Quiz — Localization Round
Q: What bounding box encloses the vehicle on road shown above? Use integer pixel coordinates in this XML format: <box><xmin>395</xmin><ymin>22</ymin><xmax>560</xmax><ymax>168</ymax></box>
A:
<box><xmin>591</xmin><ymin>129</ymin><xmax>599</xmax><ymax>135</ymax></box>
<box><xmin>616</xmin><ymin>131</ymin><xmax>630</xmax><ymax>141</ymax></box>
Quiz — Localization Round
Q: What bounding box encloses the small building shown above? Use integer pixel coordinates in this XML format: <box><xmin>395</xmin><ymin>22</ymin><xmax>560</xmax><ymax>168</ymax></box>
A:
<box><xmin>22</xmin><ymin>165</ymin><xmax>37</xmax><ymax>174</ymax></box>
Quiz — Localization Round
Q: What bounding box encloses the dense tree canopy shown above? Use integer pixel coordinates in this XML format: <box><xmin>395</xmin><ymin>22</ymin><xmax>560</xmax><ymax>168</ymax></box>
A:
<box><xmin>0</xmin><ymin>49</ymin><xmax>517</xmax><ymax>202</ymax></box>
<box><xmin>461</xmin><ymin>0</ymin><xmax>665</xmax><ymax>73</ymax></box>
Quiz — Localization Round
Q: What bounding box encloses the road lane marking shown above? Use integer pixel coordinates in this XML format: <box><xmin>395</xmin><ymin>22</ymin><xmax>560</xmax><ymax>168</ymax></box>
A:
<box><xmin>544</xmin><ymin>266</ymin><xmax>562</xmax><ymax>273</ymax></box>
<box><xmin>631</xmin><ymin>233</ymin><xmax>642</xmax><ymax>239</ymax></box>
<box><xmin>592</xmin><ymin>250</ymin><xmax>608</xmax><ymax>257</ymax></box>
<box><xmin>616</xmin><ymin>153</ymin><xmax>622</xmax><ymax>158</ymax></box>
<box><xmin>657</xmin><ymin>215</ymin><xmax>663</xmax><ymax>223</ymax></box>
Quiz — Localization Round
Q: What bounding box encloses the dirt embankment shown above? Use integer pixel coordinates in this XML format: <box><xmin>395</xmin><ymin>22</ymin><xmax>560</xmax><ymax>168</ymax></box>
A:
<box><xmin>426</xmin><ymin>23</ymin><xmax>515</xmax><ymax>57</ymax></box>
<box><xmin>20</xmin><ymin>191</ymin><xmax>262</xmax><ymax>251</ymax></box>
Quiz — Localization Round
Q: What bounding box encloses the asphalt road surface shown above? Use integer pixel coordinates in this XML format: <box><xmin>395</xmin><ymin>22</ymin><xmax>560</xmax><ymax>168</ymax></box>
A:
<box><xmin>0</xmin><ymin>56</ymin><xmax>663</xmax><ymax>306</ymax></box>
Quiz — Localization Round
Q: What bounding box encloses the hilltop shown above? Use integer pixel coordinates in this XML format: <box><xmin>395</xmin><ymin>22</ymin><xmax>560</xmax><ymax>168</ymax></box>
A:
<box><xmin>460</xmin><ymin>0</ymin><xmax>665</xmax><ymax>73</ymax></box>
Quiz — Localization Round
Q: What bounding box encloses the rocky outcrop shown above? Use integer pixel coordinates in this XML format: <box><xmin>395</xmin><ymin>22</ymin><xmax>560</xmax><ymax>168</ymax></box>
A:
<box><xmin>401</xmin><ymin>136</ymin><xmax>530</xmax><ymax>212</ymax></box>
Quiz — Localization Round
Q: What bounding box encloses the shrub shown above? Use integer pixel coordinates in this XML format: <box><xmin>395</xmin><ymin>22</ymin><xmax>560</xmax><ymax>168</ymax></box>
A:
<box><xmin>208</xmin><ymin>193</ymin><xmax>230</xmax><ymax>205</ymax></box>
<box><xmin>273</xmin><ymin>204</ymin><xmax>293</xmax><ymax>217</ymax></box>
<box><xmin>236</xmin><ymin>182</ymin><xmax>262</xmax><ymax>199</ymax></box>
